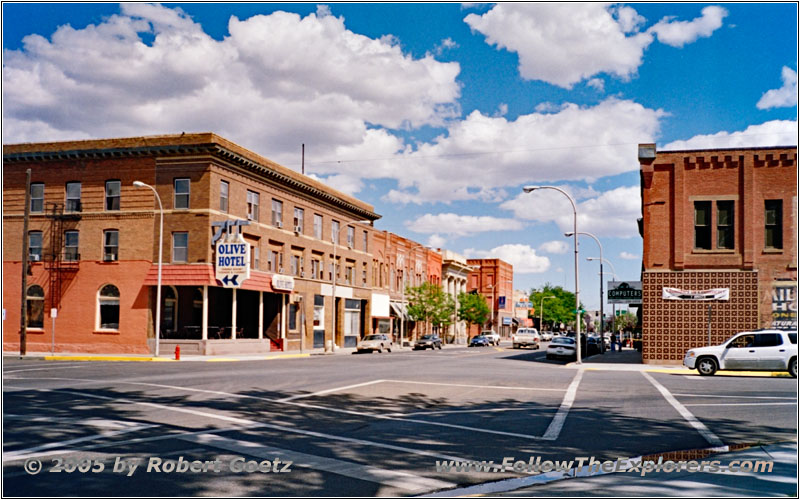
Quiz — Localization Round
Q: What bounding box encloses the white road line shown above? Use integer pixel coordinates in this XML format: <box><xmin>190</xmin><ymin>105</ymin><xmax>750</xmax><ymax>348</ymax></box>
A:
<box><xmin>541</xmin><ymin>368</ymin><xmax>584</xmax><ymax>441</ymax></box>
<box><xmin>684</xmin><ymin>375</ymin><xmax>707</xmax><ymax>380</ymax></box>
<box><xmin>641</xmin><ymin>371</ymin><xmax>724</xmax><ymax>447</ymax></box>
<box><xmin>382</xmin><ymin>379</ymin><xmax>567</xmax><ymax>392</ymax></box>
<box><xmin>7</xmin><ymin>386</ymin><xmax>469</xmax><ymax>463</ymax></box>
<box><xmin>275</xmin><ymin>379</ymin><xmax>386</xmax><ymax>403</ymax></box>
<box><xmin>391</xmin><ymin>406</ymin><xmax>543</xmax><ymax>417</ymax></box>
<box><xmin>181</xmin><ymin>433</ymin><xmax>455</xmax><ymax>493</ymax></box>
<box><xmin>673</xmin><ymin>393</ymin><xmax>797</xmax><ymax>400</ymax></box>
<box><xmin>3</xmin><ymin>364</ymin><xmax>87</xmax><ymax>374</ymax></box>
<box><xmin>684</xmin><ymin>402</ymin><xmax>797</xmax><ymax>407</ymax></box>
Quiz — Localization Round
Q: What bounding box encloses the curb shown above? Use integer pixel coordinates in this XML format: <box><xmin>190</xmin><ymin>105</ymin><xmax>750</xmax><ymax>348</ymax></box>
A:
<box><xmin>6</xmin><ymin>353</ymin><xmax>312</xmax><ymax>363</ymax></box>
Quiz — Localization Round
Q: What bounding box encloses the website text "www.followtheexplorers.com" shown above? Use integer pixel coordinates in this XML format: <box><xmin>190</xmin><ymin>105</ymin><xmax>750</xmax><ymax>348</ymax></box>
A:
<box><xmin>435</xmin><ymin>456</ymin><xmax>775</xmax><ymax>477</ymax></box>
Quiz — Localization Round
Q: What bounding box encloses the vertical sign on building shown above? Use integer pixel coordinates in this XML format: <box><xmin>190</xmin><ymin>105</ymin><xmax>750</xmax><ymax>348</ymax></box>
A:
<box><xmin>215</xmin><ymin>232</ymin><xmax>250</xmax><ymax>288</ymax></box>
<box><xmin>772</xmin><ymin>281</ymin><xmax>797</xmax><ymax>331</ymax></box>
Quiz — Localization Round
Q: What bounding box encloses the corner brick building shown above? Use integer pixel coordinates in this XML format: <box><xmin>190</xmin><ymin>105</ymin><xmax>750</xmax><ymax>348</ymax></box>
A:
<box><xmin>638</xmin><ymin>144</ymin><xmax>797</xmax><ymax>364</ymax></box>
<box><xmin>467</xmin><ymin>258</ymin><xmax>514</xmax><ymax>338</ymax></box>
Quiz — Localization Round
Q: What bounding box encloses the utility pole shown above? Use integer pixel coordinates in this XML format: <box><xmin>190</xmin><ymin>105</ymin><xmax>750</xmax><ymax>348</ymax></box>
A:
<box><xmin>20</xmin><ymin>169</ymin><xmax>32</xmax><ymax>356</ymax></box>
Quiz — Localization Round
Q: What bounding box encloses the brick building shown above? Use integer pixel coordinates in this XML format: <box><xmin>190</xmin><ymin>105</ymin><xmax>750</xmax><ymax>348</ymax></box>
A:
<box><xmin>467</xmin><ymin>258</ymin><xmax>514</xmax><ymax>338</ymax></box>
<box><xmin>638</xmin><ymin>144</ymin><xmax>797</xmax><ymax>364</ymax></box>
<box><xmin>3</xmin><ymin>134</ymin><xmax>380</xmax><ymax>355</ymax></box>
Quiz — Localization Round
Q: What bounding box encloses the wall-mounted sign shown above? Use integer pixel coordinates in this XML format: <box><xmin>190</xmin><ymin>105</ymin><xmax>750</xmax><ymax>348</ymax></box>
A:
<box><xmin>502</xmin><ymin>317</ymin><xmax>512</xmax><ymax>325</ymax></box>
<box><xmin>514</xmin><ymin>301</ymin><xmax>532</xmax><ymax>309</ymax></box>
<box><xmin>608</xmin><ymin>281</ymin><xmax>642</xmax><ymax>304</ymax></box>
<box><xmin>272</xmin><ymin>274</ymin><xmax>295</xmax><ymax>292</ymax></box>
<box><xmin>215</xmin><ymin>233</ymin><xmax>250</xmax><ymax>288</ymax></box>
<box><xmin>662</xmin><ymin>287</ymin><xmax>729</xmax><ymax>301</ymax></box>
<box><xmin>498</xmin><ymin>296</ymin><xmax>506</xmax><ymax>308</ymax></box>
<box><xmin>772</xmin><ymin>281</ymin><xmax>797</xmax><ymax>331</ymax></box>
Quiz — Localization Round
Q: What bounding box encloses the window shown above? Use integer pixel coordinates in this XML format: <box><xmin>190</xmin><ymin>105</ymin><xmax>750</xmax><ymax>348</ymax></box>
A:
<box><xmin>753</xmin><ymin>333</ymin><xmax>783</xmax><ymax>347</ymax></box>
<box><xmin>288</xmin><ymin>303</ymin><xmax>298</xmax><ymax>331</ymax></box>
<box><xmin>314</xmin><ymin>214</ymin><xmax>323</xmax><ymax>239</ymax></box>
<box><xmin>694</xmin><ymin>201</ymin><xmax>711</xmax><ymax>250</ymax></box>
<box><xmin>271</xmin><ymin>199</ymin><xmax>283</xmax><ymax>227</ymax></box>
<box><xmin>26</xmin><ymin>285</ymin><xmax>44</xmax><ymax>329</ymax></box>
<box><xmin>247</xmin><ymin>191</ymin><xmax>260</xmax><ymax>221</ymax></box>
<box><xmin>332</xmin><ymin>220</ymin><xmax>340</xmax><ymax>244</ymax></box>
<box><xmin>28</xmin><ymin>231</ymin><xmax>43</xmax><ymax>262</ymax></box>
<box><xmin>363</xmin><ymin>231</ymin><xmax>368</xmax><ymax>252</ymax></box>
<box><xmin>765</xmin><ymin>200</ymin><xmax>783</xmax><ymax>249</ymax></box>
<box><xmin>64</xmin><ymin>230</ymin><xmax>79</xmax><ymax>261</ymax></box>
<box><xmin>98</xmin><ymin>284</ymin><xmax>120</xmax><ymax>330</ymax></box>
<box><xmin>103</xmin><ymin>230</ymin><xmax>119</xmax><ymax>261</ymax></box>
<box><xmin>30</xmin><ymin>183</ymin><xmax>44</xmax><ymax>213</ymax></box>
<box><xmin>345</xmin><ymin>263</ymin><xmax>354</xmax><ymax>285</ymax></box>
<box><xmin>66</xmin><ymin>182</ymin><xmax>81</xmax><ymax>212</ymax></box>
<box><xmin>716</xmin><ymin>201</ymin><xmax>734</xmax><ymax>249</ymax></box>
<box><xmin>105</xmin><ymin>180</ymin><xmax>120</xmax><ymax>211</ymax></box>
<box><xmin>347</xmin><ymin>226</ymin><xmax>354</xmax><ymax>248</ymax></box>
<box><xmin>311</xmin><ymin>256</ymin><xmax>322</xmax><ymax>280</ymax></box>
<box><xmin>294</xmin><ymin>207</ymin><xmax>304</xmax><ymax>233</ymax></box>
<box><xmin>220</xmin><ymin>181</ymin><xmax>229</xmax><ymax>212</ymax></box>
<box><xmin>172</xmin><ymin>232</ymin><xmax>188</xmax><ymax>263</ymax></box>
<box><xmin>174</xmin><ymin>178</ymin><xmax>190</xmax><ymax>209</ymax></box>
<box><xmin>251</xmin><ymin>245</ymin><xmax>260</xmax><ymax>270</ymax></box>
<box><xmin>291</xmin><ymin>254</ymin><xmax>303</xmax><ymax>277</ymax></box>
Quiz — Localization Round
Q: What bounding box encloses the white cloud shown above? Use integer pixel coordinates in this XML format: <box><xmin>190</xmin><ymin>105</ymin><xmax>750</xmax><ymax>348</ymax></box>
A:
<box><xmin>538</xmin><ymin>240</ymin><xmax>569</xmax><ymax>254</ymax></box>
<box><xmin>587</xmin><ymin>78</ymin><xmax>605</xmax><ymax>92</ymax></box>
<box><xmin>620</xmin><ymin>251</ymin><xmax>640</xmax><ymax>260</ymax></box>
<box><xmin>405</xmin><ymin>213</ymin><xmax>523</xmax><ymax>237</ymax></box>
<box><xmin>757</xmin><ymin>67</ymin><xmax>798</xmax><ymax>110</ymax></box>
<box><xmin>464</xmin><ymin>244</ymin><xmax>550</xmax><ymax>273</ymax></box>
<box><xmin>2</xmin><ymin>5</ymin><xmax>461</xmax><ymax>172</ymax></box>
<box><xmin>650</xmin><ymin>6</ymin><xmax>727</xmax><ymax>48</ymax></box>
<box><xmin>464</xmin><ymin>3</ymin><xmax>653</xmax><ymax>88</ymax></box>
<box><xmin>663</xmin><ymin>120</ymin><xmax>798</xmax><ymax>150</ymax></box>
<box><xmin>427</xmin><ymin>234</ymin><xmax>447</xmax><ymax>249</ymax></box>
<box><xmin>501</xmin><ymin>185</ymin><xmax>642</xmax><ymax>239</ymax></box>
<box><xmin>434</xmin><ymin>37</ymin><xmax>459</xmax><ymax>55</ymax></box>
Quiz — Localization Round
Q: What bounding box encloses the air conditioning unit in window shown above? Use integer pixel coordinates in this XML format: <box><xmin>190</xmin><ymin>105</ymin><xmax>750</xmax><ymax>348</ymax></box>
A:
<box><xmin>29</xmin><ymin>254</ymin><xmax>41</xmax><ymax>262</ymax></box>
<box><xmin>247</xmin><ymin>213</ymin><xmax>253</xmax><ymax>220</ymax></box>
<box><xmin>294</xmin><ymin>226</ymin><xmax>302</xmax><ymax>234</ymax></box>
<box><xmin>104</xmin><ymin>253</ymin><xmax>118</xmax><ymax>262</ymax></box>
<box><xmin>275</xmin><ymin>221</ymin><xmax>283</xmax><ymax>229</ymax></box>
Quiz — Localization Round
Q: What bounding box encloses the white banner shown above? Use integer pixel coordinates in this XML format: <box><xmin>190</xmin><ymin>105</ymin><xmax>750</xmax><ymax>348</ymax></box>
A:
<box><xmin>662</xmin><ymin>287</ymin><xmax>730</xmax><ymax>301</ymax></box>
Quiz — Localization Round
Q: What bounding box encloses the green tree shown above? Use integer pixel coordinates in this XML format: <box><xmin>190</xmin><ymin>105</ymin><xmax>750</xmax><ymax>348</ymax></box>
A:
<box><xmin>615</xmin><ymin>311</ymin><xmax>638</xmax><ymax>331</ymax></box>
<box><xmin>406</xmin><ymin>282</ymin><xmax>454</xmax><ymax>337</ymax></box>
<box><xmin>457</xmin><ymin>291</ymin><xmax>490</xmax><ymax>335</ymax></box>
<box><xmin>529</xmin><ymin>283</ymin><xmax>584</xmax><ymax>330</ymax></box>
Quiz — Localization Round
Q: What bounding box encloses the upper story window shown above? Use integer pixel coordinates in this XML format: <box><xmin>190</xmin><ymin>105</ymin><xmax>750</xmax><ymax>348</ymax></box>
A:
<box><xmin>716</xmin><ymin>201</ymin><xmax>734</xmax><ymax>249</ymax></box>
<box><xmin>294</xmin><ymin>207</ymin><xmax>304</xmax><ymax>234</ymax></box>
<box><xmin>220</xmin><ymin>180</ymin><xmax>229</xmax><ymax>213</ymax></box>
<box><xmin>28</xmin><ymin>231</ymin><xmax>43</xmax><ymax>261</ymax></box>
<box><xmin>363</xmin><ymin>231</ymin><xmax>368</xmax><ymax>252</ymax></box>
<box><xmin>174</xmin><ymin>178</ymin><xmax>190</xmax><ymax>209</ymax></box>
<box><xmin>65</xmin><ymin>182</ymin><xmax>81</xmax><ymax>212</ymax></box>
<box><xmin>765</xmin><ymin>200</ymin><xmax>783</xmax><ymax>249</ymax></box>
<box><xmin>314</xmin><ymin>214</ymin><xmax>323</xmax><ymax>239</ymax></box>
<box><xmin>694</xmin><ymin>201</ymin><xmax>712</xmax><ymax>250</ymax></box>
<box><xmin>271</xmin><ymin>199</ymin><xmax>283</xmax><ymax>228</ymax></box>
<box><xmin>103</xmin><ymin>230</ymin><xmax>119</xmax><ymax>262</ymax></box>
<box><xmin>247</xmin><ymin>190</ymin><xmax>260</xmax><ymax>221</ymax></box>
<box><xmin>347</xmin><ymin>226</ymin><xmax>355</xmax><ymax>248</ymax></box>
<box><xmin>332</xmin><ymin>220</ymin><xmax>340</xmax><ymax>245</ymax></box>
<box><xmin>251</xmin><ymin>245</ymin><xmax>260</xmax><ymax>270</ymax></box>
<box><xmin>64</xmin><ymin>230</ymin><xmax>79</xmax><ymax>261</ymax></box>
<box><xmin>30</xmin><ymin>183</ymin><xmax>44</xmax><ymax>213</ymax></box>
<box><xmin>172</xmin><ymin>232</ymin><xmax>188</xmax><ymax>263</ymax></box>
<box><xmin>105</xmin><ymin>180</ymin><xmax>121</xmax><ymax>211</ymax></box>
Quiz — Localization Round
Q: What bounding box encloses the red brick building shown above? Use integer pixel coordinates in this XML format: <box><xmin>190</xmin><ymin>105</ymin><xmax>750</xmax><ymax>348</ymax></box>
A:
<box><xmin>638</xmin><ymin>144</ymin><xmax>797</xmax><ymax>364</ymax></box>
<box><xmin>467</xmin><ymin>258</ymin><xmax>513</xmax><ymax>338</ymax></box>
<box><xmin>3</xmin><ymin>134</ymin><xmax>380</xmax><ymax>355</ymax></box>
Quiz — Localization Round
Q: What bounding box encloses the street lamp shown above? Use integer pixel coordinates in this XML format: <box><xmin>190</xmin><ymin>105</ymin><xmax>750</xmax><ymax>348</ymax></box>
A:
<box><xmin>133</xmin><ymin>181</ymin><xmax>163</xmax><ymax>357</ymax></box>
<box><xmin>523</xmin><ymin>185</ymin><xmax>581</xmax><ymax>364</ymax></box>
<box><xmin>540</xmin><ymin>295</ymin><xmax>556</xmax><ymax>332</ymax></box>
<box><xmin>503</xmin><ymin>279</ymin><xmax>513</xmax><ymax>335</ymax></box>
<box><xmin>330</xmin><ymin>220</ymin><xmax>371</xmax><ymax>352</ymax></box>
<box><xmin>566</xmin><ymin>231</ymin><xmax>604</xmax><ymax>353</ymax></box>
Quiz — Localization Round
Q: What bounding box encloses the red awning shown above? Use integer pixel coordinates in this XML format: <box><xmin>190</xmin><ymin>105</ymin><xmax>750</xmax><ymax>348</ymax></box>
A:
<box><xmin>142</xmin><ymin>265</ymin><xmax>281</xmax><ymax>293</ymax></box>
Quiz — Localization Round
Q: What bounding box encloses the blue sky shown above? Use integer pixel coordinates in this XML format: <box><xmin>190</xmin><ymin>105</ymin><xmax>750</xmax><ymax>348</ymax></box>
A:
<box><xmin>3</xmin><ymin>3</ymin><xmax>797</xmax><ymax>311</ymax></box>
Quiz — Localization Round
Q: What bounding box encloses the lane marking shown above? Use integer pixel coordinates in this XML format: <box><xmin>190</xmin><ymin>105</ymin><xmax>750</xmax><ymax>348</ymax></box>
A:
<box><xmin>641</xmin><ymin>371</ymin><xmax>724</xmax><ymax>447</ymax></box>
<box><xmin>683</xmin><ymin>402</ymin><xmax>797</xmax><ymax>407</ymax></box>
<box><xmin>390</xmin><ymin>406</ymin><xmax>544</xmax><ymax>417</ymax></box>
<box><xmin>673</xmin><ymin>393</ymin><xmax>796</xmax><ymax>400</ymax></box>
<box><xmin>381</xmin><ymin>379</ymin><xmax>567</xmax><ymax>392</ymax></box>
<box><xmin>541</xmin><ymin>368</ymin><xmax>584</xmax><ymax>440</ymax></box>
<box><xmin>3</xmin><ymin>364</ymin><xmax>87</xmax><ymax>374</ymax></box>
<box><xmin>181</xmin><ymin>433</ymin><xmax>455</xmax><ymax>493</ymax></box>
<box><xmin>276</xmin><ymin>379</ymin><xmax>387</xmax><ymax>403</ymax></box>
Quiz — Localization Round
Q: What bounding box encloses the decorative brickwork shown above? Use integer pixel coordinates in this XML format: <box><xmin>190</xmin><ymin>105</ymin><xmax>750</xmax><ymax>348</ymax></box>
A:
<box><xmin>642</xmin><ymin>271</ymin><xmax>758</xmax><ymax>363</ymax></box>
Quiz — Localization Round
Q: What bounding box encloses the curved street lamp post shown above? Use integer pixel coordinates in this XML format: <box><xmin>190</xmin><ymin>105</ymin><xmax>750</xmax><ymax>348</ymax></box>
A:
<box><xmin>133</xmin><ymin>181</ymin><xmax>163</xmax><ymax>357</ymax></box>
<box><xmin>567</xmin><ymin>231</ymin><xmax>605</xmax><ymax>353</ymax></box>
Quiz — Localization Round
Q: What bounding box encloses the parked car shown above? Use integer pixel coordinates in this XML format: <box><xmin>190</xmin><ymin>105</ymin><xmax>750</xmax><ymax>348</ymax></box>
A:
<box><xmin>356</xmin><ymin>334</ymin><xmax>393</xmax><ymax>353</ymax></box>
<box><xmin>684</xmin><ymin>329</ymin><xmax>797</xmax><ymax>376</ymax></box>
<box><xmin>480</xmin><ymin>330</ymin><xmax>500</xmax><ymax>346</ymax></box>
<box><xmin>546</xmin><ymin>336</ymin><xmax>576</xmax><ymax>360</ymax></box>
<box><xmin>512</xmin><ymin>328</ymin><xmax>540</xmax><ymax>349</ymax></box>
<box><xmin>540</xmin><ymin>331</ymin><xmax>553</xmax><ymax>342</ymax></box>
<box><xmin>469</xmin><ymin>335</ymin><xmax>491</xmax><ymax>347</ymax></box>
<box><xmin>413</xmin><ymin>334</ymin><xmax>442</xmax><ymax>350</ymax></box>
<box><xmin>585</xmin><ymin>335</ymin><xmax>602</xmax><ymax>356</ymax></box>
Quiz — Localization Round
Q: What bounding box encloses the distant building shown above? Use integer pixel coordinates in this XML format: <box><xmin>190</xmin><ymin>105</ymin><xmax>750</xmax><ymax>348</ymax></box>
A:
<box><xmin>639</xmin><ymin>144</ymin><xmax>797</xmax><ymax>364</ymax></box>
<box><xmin>467</xmin><ymin>258</ymin><xmax>513</xmax><ymax>337</ymax></box>
<box><xmin>441</xmin><ymin>250</ymin><xmax>471</xmax><ymax>344</ymax></box>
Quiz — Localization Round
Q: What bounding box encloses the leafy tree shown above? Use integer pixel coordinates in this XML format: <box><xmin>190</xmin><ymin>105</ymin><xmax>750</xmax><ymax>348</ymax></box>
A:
<box><xmin>529</xmin><ymin>283</ymin><xmax>584</xmax><ymax>331</ymax></box>
<box><xmin>406</xmin><ymin>282</ymin><xmax>454</xmax><ymax>336</ymax></box>
<box><xmin>615</xmin><ymin>312</ymin><xmax>638</xmax><ymax>331</ymax></box>
<box><xmin>457</xmin><ymin>291</ymin><xmax>490</xmax><ymax>334</ymax></box>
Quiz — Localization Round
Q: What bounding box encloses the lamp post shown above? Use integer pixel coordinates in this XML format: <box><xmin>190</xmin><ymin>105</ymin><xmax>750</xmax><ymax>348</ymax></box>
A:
<box><xmin>524</xmin><ymin>185</ymin><xmax>581</xmax><ymax>363</ymax></box>
<box><xmin>133</xmin><ymin>181</ymin><xmax>163</xmax><ymax>357</ymax></box>
<box><xmin>503</xmin><ymin>279</ymin><xmax>513</xmax><ymax>335</ymax></box>
<box><xmin>487</xmin><ymin>283</ymin><xmax>496</xmax><ymax>332</ymax></box>
<box><xmin>540</xmin><ymin>295</ymin><xmax>556</xmax><ymax>332</ymax></box>
<box><xmin>330</xmin><ymin>220</ymin><xmax>370</xmax><ymax>352</ymax></box>
<box><xmin>591</xmin><ymin>258</ymin><xmax>618</xmax><ymax>347</ymax></box>
<box><xmin>400</xmin><ymin>242</ymin><xmax>426</xmax><ymax>347</ymax></box>
<box><xmin>566</xmin><ymin>231</ymin><xmax>604</xmax><ymax>353</ymax></box>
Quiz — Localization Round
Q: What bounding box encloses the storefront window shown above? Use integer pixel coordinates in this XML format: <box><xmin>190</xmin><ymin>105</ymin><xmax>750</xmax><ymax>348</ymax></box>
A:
<box><xmin>98</xmin><ymin>284</ymin><xmax>119</xmax><ymax>330</ymax></box>
<box><xmin>26</xmin><ymin>285</ymin><xmax>45</xmax><ymax>329</ymax></box>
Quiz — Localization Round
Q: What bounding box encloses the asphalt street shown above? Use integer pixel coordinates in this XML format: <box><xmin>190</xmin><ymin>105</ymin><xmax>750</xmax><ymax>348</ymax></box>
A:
<box><xmin>3</xmin><ymin>344</ymin><xmax>797</xmax><ymax>496</ymax></box>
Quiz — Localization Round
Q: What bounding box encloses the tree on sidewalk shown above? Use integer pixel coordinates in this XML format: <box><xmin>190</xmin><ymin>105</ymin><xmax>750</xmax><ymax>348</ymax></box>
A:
<box><xmin>457</xmin><ymin>291</ymin><xmax>490</xmax><ymax>337</ymax></box>
<box><xmin>406</xmin><ymin>282</ymin><xmax>454</xmax><ymax>338</ymax></box>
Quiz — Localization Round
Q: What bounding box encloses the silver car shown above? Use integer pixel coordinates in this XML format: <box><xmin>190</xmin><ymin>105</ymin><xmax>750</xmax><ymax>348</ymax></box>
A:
<box><xmin>356</xmin><ymin>334</ymin><xmax>393</xmax><ymax>353</ymax></box>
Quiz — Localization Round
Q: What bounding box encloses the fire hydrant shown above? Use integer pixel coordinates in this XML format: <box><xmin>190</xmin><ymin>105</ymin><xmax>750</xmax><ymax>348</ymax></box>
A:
<box><xmin>175</xmin><ymin>345</ymin><xmax>180</xmax><ymax>361</ymax></box>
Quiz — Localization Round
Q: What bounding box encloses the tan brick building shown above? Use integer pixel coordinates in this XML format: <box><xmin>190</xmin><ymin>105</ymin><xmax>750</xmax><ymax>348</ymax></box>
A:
<box><xmin>638</xmin><ymin>144</ymin><xmax>797</xmax><ymax>364</ymax></box>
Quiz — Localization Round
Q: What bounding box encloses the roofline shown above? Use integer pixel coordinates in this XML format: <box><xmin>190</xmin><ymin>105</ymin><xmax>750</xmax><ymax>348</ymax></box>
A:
<box><xmin>655</xmin><ymin>145</ymin><xmax>797</xmax><ymax>154</ymax></box>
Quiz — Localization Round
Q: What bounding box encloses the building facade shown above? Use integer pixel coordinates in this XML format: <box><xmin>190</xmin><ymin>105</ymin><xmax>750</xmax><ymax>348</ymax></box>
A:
<box><xmin>3</xmin><ymin>134</ymin><xmax>380</xmax><ymax>355</ymax></box>
<box><xmin>467</xmin><ymin>258</ymin><xmax>514</xmax><ymax>338</ymax></box>
<box><xmin>441</xmin><ymin>250</ymin><xmax>471</xmax><ymax>344</ymax></box>
<box><xmin>638</xmin><ymin>144</ymin><xmax>797</xmax><ymax>364</ymax></box>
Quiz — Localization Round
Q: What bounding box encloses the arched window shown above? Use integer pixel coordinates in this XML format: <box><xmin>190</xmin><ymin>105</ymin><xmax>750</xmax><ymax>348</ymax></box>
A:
<box><xmin>26</xmin><ymin>285</ymin><xmax>45</xmax><ymax>328</ymax></box>
<box><xmin>98</xmin><ymin>284</ymin><xmax>120</xmax><ymax>330</ymax></box>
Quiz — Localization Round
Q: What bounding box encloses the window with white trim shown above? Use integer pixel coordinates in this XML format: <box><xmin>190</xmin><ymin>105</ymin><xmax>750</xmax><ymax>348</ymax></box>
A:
<box><xmin>97</xmin><ymin>284</ymin><xmax>120</xmax><ymax>330</ymax></box>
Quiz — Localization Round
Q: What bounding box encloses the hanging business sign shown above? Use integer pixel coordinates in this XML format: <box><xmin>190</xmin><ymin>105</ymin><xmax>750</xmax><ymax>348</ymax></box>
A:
<box><xmin>608</xmin><ymin>281</ymin><xmax>642</xmax><ymax>304</ymax></box>
<box><xmin>662</xmin><ymin>287</ymin><xmax>729</xmax><ymax>301</ymax></box>
<box><xmin>771</xmin><ymin>281</ymin><xmax>797</xmax><ymax>331</ymax></box>
<box><xmin>215</xmin><ymin>233</ymin><xmax>250</xmax><ymax>288</ymax></box>
<box><xmin>271</xmin><ymin>274</ymin><xmax>295</xmax><ymax>292</ymax></box>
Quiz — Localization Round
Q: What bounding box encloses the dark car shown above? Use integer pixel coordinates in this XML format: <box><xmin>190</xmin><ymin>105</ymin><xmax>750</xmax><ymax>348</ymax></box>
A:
<box><xmin>469</xmin><ymin>335</ymin><xmax>491</xmax><ymax>347</ymax></box>
<box><xmin>413</xmin><ymin>334</ymin><xmax>442</xmax><ymax>350</ymax></box>
<box><xmin>585</xmin><ymin>336</ymin><xmax>602</xmax><ymax>356</ymax></box>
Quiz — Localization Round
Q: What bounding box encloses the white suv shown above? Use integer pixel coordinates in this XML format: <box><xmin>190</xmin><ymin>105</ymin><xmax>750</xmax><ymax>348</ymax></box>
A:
<box><xmin>480</xmin><ymin>330</ymin><xmax>500</xmax><ymax>346</ymax></box>
<box><xmin>683</xmin><ymin>329</ymin><xmax>797</xmax><ymax>377</ymax></box>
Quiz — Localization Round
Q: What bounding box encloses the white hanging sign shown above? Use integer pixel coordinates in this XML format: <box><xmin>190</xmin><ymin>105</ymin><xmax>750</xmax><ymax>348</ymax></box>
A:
<box><xmin>662</xmin><ymin>287</ymin><xmax>729</xmax><ymax>301</ymax></box>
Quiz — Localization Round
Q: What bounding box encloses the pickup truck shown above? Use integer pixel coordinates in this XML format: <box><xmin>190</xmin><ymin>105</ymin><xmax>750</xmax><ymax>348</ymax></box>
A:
<box><xmin>512</xmin><ymin>328</ymin><xmax>540</xmax><ymax>349</ymax></box>
<box><xmin>480</xmin><ymin>330</ymin><xmax>500</xmax><ymax>346</ymax></box>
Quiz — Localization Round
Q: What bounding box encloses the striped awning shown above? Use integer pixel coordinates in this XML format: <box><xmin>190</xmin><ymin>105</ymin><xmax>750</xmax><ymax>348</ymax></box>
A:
<box><xmin>142</xmin><ymin>264</ymin><xmax>282</xmax><ymax>293</ymax></box>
